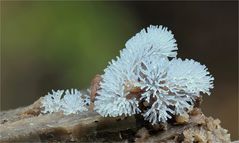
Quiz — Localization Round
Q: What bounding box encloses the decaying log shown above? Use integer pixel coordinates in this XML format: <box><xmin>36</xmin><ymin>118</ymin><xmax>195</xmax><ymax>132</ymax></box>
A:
<box><xmin>0</xmin><ymin>97</ymin><xmax>232</xmax><ymax>142</ymax></box>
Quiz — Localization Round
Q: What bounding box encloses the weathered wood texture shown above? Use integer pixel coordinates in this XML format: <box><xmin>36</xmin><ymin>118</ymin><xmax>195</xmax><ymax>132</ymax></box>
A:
<box><xmin>0</xmin><ymin>98</ymin><xmax>232</xmax><ymax>142</ymax></box>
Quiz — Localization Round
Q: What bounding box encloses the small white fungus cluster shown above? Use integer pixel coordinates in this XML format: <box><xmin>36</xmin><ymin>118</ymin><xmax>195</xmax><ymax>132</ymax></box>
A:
<box><xmin>41</xmin><ymin>89</ymin><xmax>89</xmax><ymax>115</ymax></box>
<box><xmin>94</xmin><ymin>25</ymin><xmax>214</xmax><ymax>124</ymax></box>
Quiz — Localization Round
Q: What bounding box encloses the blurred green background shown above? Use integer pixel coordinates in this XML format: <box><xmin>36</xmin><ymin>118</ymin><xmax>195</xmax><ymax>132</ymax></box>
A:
<box><xmin>1</xmin><ymin>1</ymin><xmax>238</xmax><ymax>140</ymax></box>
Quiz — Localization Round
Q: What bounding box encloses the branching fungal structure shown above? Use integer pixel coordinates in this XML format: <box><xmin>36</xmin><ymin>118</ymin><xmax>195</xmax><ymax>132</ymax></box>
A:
<box><xmin>41</xmin><ymin>25</ymin><xmax>214</xmax><ymax>125</ymax></box>
<box><xmin>94</xmin><ymin>25</ymin><xmax>214</xmax><ymax>124</ymax></box>
<box><xmin>41</xmin><ymin>89</ymin><xmax>89</xmax><ymax>115</ymax></box>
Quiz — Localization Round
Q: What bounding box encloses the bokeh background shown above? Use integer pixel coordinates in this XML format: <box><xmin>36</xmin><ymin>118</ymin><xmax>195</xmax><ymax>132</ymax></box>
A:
<box><xmin>1</xmin><ymin>1</ymin><xmax>238</xmax><ymax>140</ymax></box>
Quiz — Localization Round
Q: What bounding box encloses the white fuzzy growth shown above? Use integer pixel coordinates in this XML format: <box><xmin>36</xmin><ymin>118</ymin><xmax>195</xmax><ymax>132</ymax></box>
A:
<box><xmin>137</xmin><ymin>57</ymin><xmax>169</xmax><ymax>102</ymax></box>
<box><xmin>95</xmin><ymin>25</ymin><xmax>214</xmax><ymax>121</ymax></box>
<box><xmin>95</xmin><ymin>26</ymin><xmax>214</xmax><ymax>124</ymax></box>
<box><xmin>167</xmin><ymin>58</ymin><xmax>214</xmax><ymax>95</ymax></box>
<box><xmin>136</xmin><ymin>58</ymin><xmax>177</xmax><ymax>124</ymax></box>
<box><xmin>124</xmin><ymin>25</ymin><xmax>178</xmax><ymax>59</ymax></box>
<box><xmin>60</xmin><ymin>89</ymin><xmax>88</xmax><ymax>115</ymax></box>
<box><xmin>95</xmin><ymin>25</ymin><xmax>178</xmax><ymax>117</ymax></box>
<box><xmin>137</xmin><ymin>57</ymin><xmax>213</xmax><ymax>124</ymax></box>
<box><xmin>94</xmin><ymin>58</ymin><xmax>140</xmax><ymax>117</ymax></box>
<box><xmin>41</xmin><ymin>90</ymin><xmax>64</xmax><ymax>114</ymax></box>
<box><xmin>95</xmin><ymin>95</ymin><xmax>140</xmax><ymax>117</ymax></box>
<box><xmin>143</xmin><ymin>97</ymin><xmax>174</xmax><ymax>124</ymax></box>
<box><xmin>41</xmin><ymin>89</ymin><xmax>89</xmax><ymax>115</ymax></box>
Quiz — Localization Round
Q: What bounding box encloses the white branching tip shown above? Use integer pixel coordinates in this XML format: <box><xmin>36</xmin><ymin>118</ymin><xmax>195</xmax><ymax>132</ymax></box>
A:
<box><xmin>167</xmin><ymin>58</ymin><xmax>214</xmax><ymax>95</ymax></box>
<box><xmin>125</xmin><ymin>25</ymin><xmax>178</xmax><ymax>58</ymax></box>
<box><xmin>41</xmin><ymin>90</ymin><xmax>64</xmax><ymax>114</ymax></box>
<box><xmin>60</xmin><ymin>89</ymin><xmax>88</xmax><ymax>115</ymax></box>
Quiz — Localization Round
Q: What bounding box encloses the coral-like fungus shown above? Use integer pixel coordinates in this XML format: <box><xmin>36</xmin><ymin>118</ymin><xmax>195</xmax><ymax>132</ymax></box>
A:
<box><xmin>94</xmin><ymin>25</ymin><xmax>214</xmax><ymax>124</ymax></box>
<box><xmin>41</xmin><ymin>89</ymin><xmax>89</xmax><ymax>115</ymax></box>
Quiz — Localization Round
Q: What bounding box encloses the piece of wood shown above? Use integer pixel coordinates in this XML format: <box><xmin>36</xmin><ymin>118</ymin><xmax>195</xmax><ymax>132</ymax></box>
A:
<box><xmin>0</xmin><ymin>98</ymin><xmax>232</xmax><ymax>142</ymax></box>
